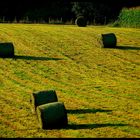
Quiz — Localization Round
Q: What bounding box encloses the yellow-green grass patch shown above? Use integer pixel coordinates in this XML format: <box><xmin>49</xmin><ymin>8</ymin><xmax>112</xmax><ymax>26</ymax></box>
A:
<box><xmin>0</xmin><ymin>24</ymin><xmax>140</xmax><ymax>138</ymax></box>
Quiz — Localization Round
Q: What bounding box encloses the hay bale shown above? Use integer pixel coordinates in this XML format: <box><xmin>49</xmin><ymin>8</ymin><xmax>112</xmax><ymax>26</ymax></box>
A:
<box><xmin>75</xmin><ymin>16</ymin><xmax>87</xmax><ymax>27</ymax></box>
<box><xmin>0</xmin><ymin>43</ymin><xmax>15</xmax><ymax>58</ymax></box>
<box><xmin>30</xmin><ymin>90</ymin><xmax>58</xmax><ymax>113</ymax></box>
<box><xmin>37</xmin><ymin>102</ymin><xmax>68</xmax><ymax>129</ymax></box>
<box><xmin>101</xmin><ymin>33</ymin><xmax>117</xmax><ymax>48</ymax></box>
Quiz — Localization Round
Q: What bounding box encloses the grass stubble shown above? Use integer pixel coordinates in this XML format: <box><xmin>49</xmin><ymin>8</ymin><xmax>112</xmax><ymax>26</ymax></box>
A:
<box><xmin>0</xmin><ymin>24</ymin><xmax>140</xmax><ymax>138</ymax></box>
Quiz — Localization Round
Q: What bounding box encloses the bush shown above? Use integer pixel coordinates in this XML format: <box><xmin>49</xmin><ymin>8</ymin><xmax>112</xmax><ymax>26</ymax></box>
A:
<box><xmin>111</xmin><ymin>20</ymin><xmax>121</xmax><ymax>27</ymax></box>
<box><xmin>75</xmin><ymin>16</ymin><xmax>87</xmax><ymax>27</ymax></box>
<box><xmin>118</xmin><ymin>7</ymin><xmax>140</xmax><ymax>28</ymax></box>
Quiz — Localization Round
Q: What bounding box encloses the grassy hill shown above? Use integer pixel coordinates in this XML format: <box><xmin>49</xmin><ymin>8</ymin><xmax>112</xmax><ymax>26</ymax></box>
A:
<box><xmin>0</xmin><ymin>24</ymin><xmax>140</xmax><ymax>138</ymax></box>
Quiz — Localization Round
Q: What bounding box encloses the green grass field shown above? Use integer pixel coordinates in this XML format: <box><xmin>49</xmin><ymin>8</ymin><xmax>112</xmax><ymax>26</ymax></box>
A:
<box><xmin>0</xmin><ymin>24</ymin><xmax>140</xmax><ymax>138</ymax></box>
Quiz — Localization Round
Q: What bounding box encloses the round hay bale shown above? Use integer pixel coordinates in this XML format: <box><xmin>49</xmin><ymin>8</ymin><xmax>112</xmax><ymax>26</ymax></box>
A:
<box><xmin>0</xmin><ymin>43</ymin><xmax>15</xmax><ymax>58</ymax></box>
<box><xmin>75</xmin><ymin>16</ymin><xmax>87</xmax><ymax>27</ymax></box>
<box><xmin>37</xmin><ymin>102</ymin><xmax>68</xmax><ymax>129</ymax></box>
<box><xmin>101</xmin><ymin>33</ymin><xmax>117</xmax><ymax>48</ymax></box>
<box><xmin>30</xmin><ymin>90</ymin><xmax>58</xmax><ymax>113</ymax></box>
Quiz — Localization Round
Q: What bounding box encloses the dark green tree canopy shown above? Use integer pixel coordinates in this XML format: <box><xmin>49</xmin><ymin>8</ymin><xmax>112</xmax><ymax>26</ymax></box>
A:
<box><xmin>0</xmin><ymin>0</ymin><xmax>139</xmax><ymax>23</ymax></box>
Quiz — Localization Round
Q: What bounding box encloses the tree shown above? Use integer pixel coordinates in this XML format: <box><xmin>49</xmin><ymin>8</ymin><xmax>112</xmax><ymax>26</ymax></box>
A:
<box><xmin>72</xmin><ymin>1</ymin><xmax>119</xmax><ymax>24</ymax></box>
<box><xmin>71</xmin><ymin>0</ymin><xmax>140</xmax><ymax>25</ymax></box>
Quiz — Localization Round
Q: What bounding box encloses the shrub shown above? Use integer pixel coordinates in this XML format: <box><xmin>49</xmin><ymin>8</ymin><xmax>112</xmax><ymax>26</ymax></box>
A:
<box><xmin>37</xmin><ymin>102</ymin><xmax>68</xmax><ymax>129</ymax></box>
<box><xmin>111</xmin><ymin>20</ymin><xmax>121</xmax><ymax>27</ymax></box>
<box><xmin>118</xmin><ymin>7</ymin><xmax>140</xmax><ymax>28</ymax></box>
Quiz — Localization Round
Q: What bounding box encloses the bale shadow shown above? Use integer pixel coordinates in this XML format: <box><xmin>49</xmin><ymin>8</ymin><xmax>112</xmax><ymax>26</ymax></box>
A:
<box><xmin>67</xmin><ymin>108</ymin><xmax>112</xmax><ymax>114</ymax></box>
<box><xmin>117</xmin><ymin>45</ymin><xmax>140</xmax><ymax>50</ymax></box>
<box><xmin>104</xmin><ymin>45</ymin><xmax>140</xmax><ymax>50</ymax></box>
<box><xmin>15</xmin><ymin>123</ymin><xmax>128</xmax><ymax>131</ymax></box>
<box><xmin>14</xmin><ymin>55</ymin><xmax>63</xmax><ymax>61</ymax></box>
<box><xmin>66</xmin><ymin>123</ymin><xmax>128</xmax><ymax>130</ymax></box>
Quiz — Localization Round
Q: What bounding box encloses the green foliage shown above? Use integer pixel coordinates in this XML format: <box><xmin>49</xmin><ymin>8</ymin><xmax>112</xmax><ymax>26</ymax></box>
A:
<box><xmin>71</xmin><ymin>2</ymin><xmax>122</xmax><ymax>25</ymax></box>
<box><xmin>118</xmin><ymin>7</ymin><xmax>140</xmax><ymax>28</ymax></box>
<box><xmin>72</xmin><ymin>2</ymin><xmax>94</xmax><ymax>17</ymax></box>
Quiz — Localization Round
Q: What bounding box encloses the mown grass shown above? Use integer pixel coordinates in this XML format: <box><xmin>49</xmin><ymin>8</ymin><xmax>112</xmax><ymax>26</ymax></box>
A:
<box><xmin>0</xmin><ymin>24</ymin><xmax>140</xmax><ymax>138</ymax></box>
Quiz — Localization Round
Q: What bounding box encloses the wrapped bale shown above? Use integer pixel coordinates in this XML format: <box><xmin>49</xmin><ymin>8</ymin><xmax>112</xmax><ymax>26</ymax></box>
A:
<box><xmin>101</xmin><ymin>33</ymin><xmax>117</xmax><ymax>48</ymax></box>
<box><xmin>37</xmin><ymin>102</ymin><xmax>68</xmax><ymax>129</ymax></box>
<box><xmin>0</xmin><ymin>43</ymin><xmax>15</xmax><ymax>58</ymax></box>
<box><xmin>30</xmin><ymin>90</ymin><xmax>58</xmax><ymax>113</ymax></box>
<box><xmin>75</xmin><ymin>16</ymin><xmax>87</xmax><ymax>27</ymax></box>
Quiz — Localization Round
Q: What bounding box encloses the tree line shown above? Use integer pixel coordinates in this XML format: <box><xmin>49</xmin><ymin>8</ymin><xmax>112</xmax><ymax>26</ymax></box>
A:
<box><xmin>0</xmin><ymin>0</ymin><xmax>139</xmax><ymax>24</ymax></box>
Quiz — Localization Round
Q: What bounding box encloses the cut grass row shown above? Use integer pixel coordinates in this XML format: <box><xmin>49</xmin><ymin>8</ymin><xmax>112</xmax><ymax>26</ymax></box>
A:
<box><xmin>0</xmin><ymin>24</ymin><xmax>140</xmax><ymax>138</ymax></box>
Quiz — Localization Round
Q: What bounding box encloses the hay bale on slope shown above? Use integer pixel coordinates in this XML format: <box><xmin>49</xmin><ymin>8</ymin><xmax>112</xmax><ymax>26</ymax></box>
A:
<box><xmin>37</xmin><ymin>102</ymin><xmax>68</xmax><ymax>129</ymax></box>
<box><xmin>101</xmin><ymin>33</ymin><xmax>117</xmax><ymax>48</ymax></box>
<box><xmin>30</xmin><ymin>90</ymin><xmax>58</xmax><ymax>113</ymax></box>
<box><xmin>0</xmin><ymin>43</ymin><xmax>15</xmax><ymax>58</ymax></box>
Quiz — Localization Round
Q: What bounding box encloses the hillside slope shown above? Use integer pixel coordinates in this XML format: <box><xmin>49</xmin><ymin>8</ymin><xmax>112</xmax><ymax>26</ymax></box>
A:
<box><xmin>0</xmin><ymin>24</ymin><xmax>140</xmax><ymax>138</ymax></box>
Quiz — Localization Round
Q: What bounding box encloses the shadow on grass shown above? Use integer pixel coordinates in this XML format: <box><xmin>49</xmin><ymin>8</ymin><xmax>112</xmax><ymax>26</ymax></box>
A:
<box><xmin>104</xmin><ymin>45</ymin><xmax>140</xmax><ymax>50</ymax></box>
<box><xmin>66</xmin><ymin>123</ymin><xmax>128</xmax><ymax>130</ymax></box>
<box><xmin>67</xmin><ymin>108</ymin><xmax>112</xmax><ymax>114</ymax></box>
<box><xmin>117</xmin><ymin>45</ymin><xmax>140</xmax><ymax>50</ymax></box>
<box><xmin>16</xmin><ymin>123</ymin><xmax>128</xmax><ymax>131</ymax></box>
<box><xmin>14</xmin><ymin>55</ymin><xmax>63</xmax><ymax>61</ymax></box>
